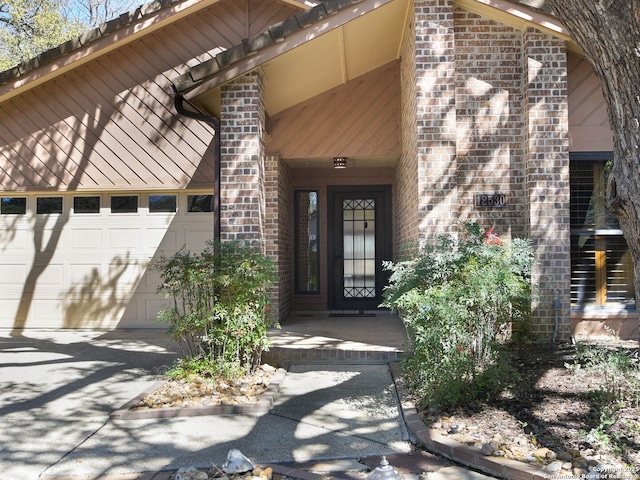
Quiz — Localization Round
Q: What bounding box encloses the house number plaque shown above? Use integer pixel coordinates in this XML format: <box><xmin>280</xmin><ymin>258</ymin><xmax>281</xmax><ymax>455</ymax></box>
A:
<box><xmin>475</xmin><ymin>193</ymin><xmax>506</xmax><ymax>208</ymax></box>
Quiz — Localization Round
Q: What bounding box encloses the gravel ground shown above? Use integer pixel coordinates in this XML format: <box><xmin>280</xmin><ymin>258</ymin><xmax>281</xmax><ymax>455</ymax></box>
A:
<box><xmin>420</xmin><ymin>341</ymin><xmax>640</xmax><ymax>478</ymax></box>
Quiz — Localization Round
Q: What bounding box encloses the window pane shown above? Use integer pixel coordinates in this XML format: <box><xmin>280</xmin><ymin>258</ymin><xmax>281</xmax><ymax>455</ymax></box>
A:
<box><xmin>1</xmin><ymin>197</ymin><xmax>26</xmax><ymax>214</ymax></box>
<box><xmin>187</xmin><ymin>195</ymin><xmax>213</xmax><ymax>212</ymax></box>
<box><xmin>295</xmin><ymin>191</ymin><xmax>319</xmax><ymax>293</ymax></box>
<box><xmin>111</xmin><ymin>195</ymin><xmax>138</xmax><ymax>213</ymax></box>
<box><xmin>149</xmin><ymin>195</ymin><xmax>176</xmax><ymax>212</ymax></box>
<box><xmin>606</xmin><ymin>235</ymin><xmax>636</xmax><ymax>304</ymax></box>
<box><xmin>571</xmin><ymin>234</ymin><xmax>597</xmax><ymax>306</ymax></box>
<box><xmin>37</xmin><ymin>197</ymin><xmax>63</xmax><ymax>214</ymax></box>
<box><xmin>570</xmin><ymin>161</ymin><xmax>619</xmax><ymax>230</ymax></box>
<box><xmin>74</xmin><ymin>196</ymin><xmax>100</xmax><ymax>213</ymax></box>
<box><xmin>570</xmin><ymin>158</ymin><xmax>634</xmax><ymax>306</ymax></box>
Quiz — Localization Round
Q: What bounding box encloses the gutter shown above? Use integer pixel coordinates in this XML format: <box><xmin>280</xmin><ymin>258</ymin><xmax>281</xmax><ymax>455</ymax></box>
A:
<box><xmin>169</xmin><ymin>84</ymin><xmax>221</xmax><ymax>241</ymax></box>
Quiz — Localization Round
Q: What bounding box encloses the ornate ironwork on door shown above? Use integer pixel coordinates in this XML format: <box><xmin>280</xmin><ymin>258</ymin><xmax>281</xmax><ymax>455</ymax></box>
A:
<box><xmin>342</xmin><ymin>198</ymin><xmax>376</xmax><ymax>298</ymax></box>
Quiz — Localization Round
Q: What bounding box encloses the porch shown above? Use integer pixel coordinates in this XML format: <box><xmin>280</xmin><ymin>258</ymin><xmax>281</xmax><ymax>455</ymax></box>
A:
<box><xmin>263</xmin><ymin>312</ymin><xmax>408</xmax><ymax>367</ymax></box>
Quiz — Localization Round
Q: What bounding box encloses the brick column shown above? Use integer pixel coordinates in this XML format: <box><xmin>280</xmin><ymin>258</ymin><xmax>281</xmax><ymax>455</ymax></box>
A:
<box><xmin>264</xmin><ymin>153</ymin><xmax>293</xmax><ymax>321</ymax></box>
<box><xmin>523</xmin><ymin>27</ymin><xmax>571</xmax><ymax>339</ymax></box>
<box><xmin>220</xmin><ymin>72</ymin><xmax>266</xmax><ymax>247</ymax></box>
<box><xmin>415</xmin><ymin>0</ymin><xmax>457</xmax><ymax>241</ymax></box>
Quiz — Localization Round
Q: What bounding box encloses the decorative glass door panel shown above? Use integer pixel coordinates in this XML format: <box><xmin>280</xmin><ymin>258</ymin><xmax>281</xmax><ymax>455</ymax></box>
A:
<box><xmin>328</xmin><ymin>186</ymin><xmax>392</xmax><ymax>311</ymax></box>
<box><xmin>342</xmin><ymin>198</ymin><xmax>376</xmax><ymax>298</ymax></box>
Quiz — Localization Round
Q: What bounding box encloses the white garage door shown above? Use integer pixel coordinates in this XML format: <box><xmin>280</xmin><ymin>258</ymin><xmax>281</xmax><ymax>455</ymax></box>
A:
<box><xmin>0</xmin><ymin>191</ymin><xmax>214</xmax><ymax>330</ymax></box>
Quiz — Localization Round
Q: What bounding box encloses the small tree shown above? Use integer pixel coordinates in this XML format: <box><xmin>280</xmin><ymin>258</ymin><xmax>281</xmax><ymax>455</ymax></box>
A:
<box><xmin>155</xmin><ymin>239</ymin><xmax>277</xmax><ymax>379</ymax></box>
<box><xmin>382</xmin><ymin>223</ymin><xmax>534</xmax><ymax>410</ymax></box>
<box><xmin>0</xmin><ymin>0</ymin><xmax>85</xmax><ymax>70</ymax></box>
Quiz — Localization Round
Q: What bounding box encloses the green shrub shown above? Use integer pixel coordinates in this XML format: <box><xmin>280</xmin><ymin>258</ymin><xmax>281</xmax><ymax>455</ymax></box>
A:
<box><xmin>571</xmin><ymin>343</ymin><xmax>640</xmax><ymax>457</ymax></box>
<box><xmin>155</xmin><ymin>239</ymin><xmax>277</xmax><ymax>379</ymax></box>
<box><xmin>575</xmin><ymin>343</ymin><xmax>639</xmax><ymax>406</ymax></box>
<box><xmin>381</xmin><ymin>223</ymin><xmax>534</xmax><ymax>411</ymax></box>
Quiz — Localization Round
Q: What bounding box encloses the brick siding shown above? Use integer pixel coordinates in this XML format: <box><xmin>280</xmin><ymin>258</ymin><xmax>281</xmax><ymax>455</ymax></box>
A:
<box><xmin>522</xmin><ymin>27</ymin><xmax>571</xmax><ymax>338</ymax></box>
<box><xmin>454</xmin><ymin>9</ymin><xmax>525</xmax><ymax>239</ymax></box>
<box><xmin>265</xmin><ymin>154</ymin><xmax>294</xmax><ymax>321</ymax></box>
<box><xmin>415</xmin><ymin>0</ymin><xmax>458</xmax><ymax>241</ymax></box>
<box><xmin>395</xmin><ymin>1</ymin><xmax>420</xmax><ymax>258</ymax></box>
<box><xmin>220</xmin><ymin>72</ymin><xmax>266</xmax><ymax>246</ymax></box>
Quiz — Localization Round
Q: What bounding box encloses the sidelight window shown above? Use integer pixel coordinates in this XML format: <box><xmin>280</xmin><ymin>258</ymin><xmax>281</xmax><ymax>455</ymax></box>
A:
<box><xmin>295</xmin><ymin>190</ymin><xmax>320</xmax><ymax>294</ymax></box>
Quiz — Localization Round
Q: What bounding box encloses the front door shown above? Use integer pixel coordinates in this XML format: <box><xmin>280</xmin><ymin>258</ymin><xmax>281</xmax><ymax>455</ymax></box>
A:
<box><xmin>328</xmin><ymin>186</ymin><xmax>392</xmax><ymax>310</ymax></box>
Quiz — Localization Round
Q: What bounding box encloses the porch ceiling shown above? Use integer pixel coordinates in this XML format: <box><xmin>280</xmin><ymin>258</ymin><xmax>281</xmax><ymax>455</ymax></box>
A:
<box><xmin>192</xmin><ymin>0</ymin><xmax>410</xmax><ymax>117</ymax></box>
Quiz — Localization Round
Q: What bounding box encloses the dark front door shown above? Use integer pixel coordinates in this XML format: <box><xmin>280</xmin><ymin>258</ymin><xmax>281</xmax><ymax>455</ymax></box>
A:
<box><xmin>328</xmin><ymin>186</ymin><xmax>392</xmax><ymax>310</ymax></box>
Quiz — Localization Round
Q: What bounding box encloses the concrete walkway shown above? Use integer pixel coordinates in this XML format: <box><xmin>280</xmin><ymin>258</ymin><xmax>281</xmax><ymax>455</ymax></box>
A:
<box><xmin>0</xmin><ymin>317</ymin><xmax>497</xmax><ymax>480</ymax></box>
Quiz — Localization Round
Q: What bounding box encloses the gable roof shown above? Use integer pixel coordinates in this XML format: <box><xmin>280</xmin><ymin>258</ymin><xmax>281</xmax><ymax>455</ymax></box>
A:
<box><xmin>0</xmin><ymin>0</ymin><xmax>573</xmax><ymax>109</ymax></box>
<box><xmin>172</xmin><ymin>0</ymin><xmax>575</xmax><ymax>116</ymax></box>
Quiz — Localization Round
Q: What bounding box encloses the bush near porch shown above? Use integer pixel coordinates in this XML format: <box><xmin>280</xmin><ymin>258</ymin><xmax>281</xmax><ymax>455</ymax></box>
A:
<box><xmin>154</xmin><ymin>239</ymin><xmax>276</xmax><ymax>380</ymax></box>
<box><xmin>381</xmin><ymin>223</ymin><xmax>535</xmax><ymax>410</ymax></box>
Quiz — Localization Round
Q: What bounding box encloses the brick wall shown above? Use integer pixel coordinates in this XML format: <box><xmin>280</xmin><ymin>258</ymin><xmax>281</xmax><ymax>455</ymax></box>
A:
<box><xmin>395</xmin><ymin>0</ymin><xmax>419</xmax><ymax>259</ymax></box>
<box><xmin>395</xmin><ymin>3</ymin><xmax>571</xmax><ymax>339</ymax></box>
<box><xmin>415</xmin><ymin>0</ymin><xmax>458</xmax><ymax>241</ymax></box>
<box><xmin>220</xmin><ymin>72</ymin><xmax>266</xmax><ymax>247</ymax></box>
<box><xmin>277</xmin><ymin>160</ymin><xmax>294</xmax><ymax>319</ymax></box>
<box><xmin>522</xmin><ymin>27</ymin><xmax>571</xmax><ymax>339</ymax></box>
<box><xmin>454</xmin><ymin>9</ymin><xmax>525</xmax><ymax>240</ymax></box>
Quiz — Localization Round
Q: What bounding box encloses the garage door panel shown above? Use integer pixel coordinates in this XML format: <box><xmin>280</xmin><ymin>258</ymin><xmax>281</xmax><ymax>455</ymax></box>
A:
<box><xmin>32</xmin><ymin>299</ymin><xmax>63</xmax><ymax>322</ymax></box>
<box><xmin>40</xmin><ymin>229</ymin><xmax>65</xmax><ymax>253</ymax></box>
<box><xmin>35</xmin><ymin>264</ymin><xmax>64</xmax><ymax>285</ymax></box>
<box><xmin>113</xmin><ymin>294</ymin><xmax>166</xmax><ymax>327</ymax></box>
<box><xmin>108</xmin><ymin>260</ymin><xmax>145</xmax><ymax>286</ymax></box>
<box><xmin>141</xmin><ymin>267</ymin><xmax>162</xmax><ymax>291</ymax></box>
<box><xmin>0</xmin><ymin>299</ymin><xmax>18</xmax><ymax>322</ymax></box>
<box><xmin>0</xmin><ymin>264</ymin><xmax>27</xmax><ymax>284</ymax></box>
<box><xmin>71</xmin><ymin>229</ymin><xmax>103</xmax><ymax>250</ymax></box>
<box><xmin>109</xmin><ymin>229</ymin><xmax>140</xmax><ymax>249</ymax></box>
<box><xmin>185</xmin><ymin>229</ymin><xmax>214</xmax><ymax>249</ymax></box>
<box><xmin>70</xmin><ymin>263</ymin><xmax>102</xmax><ymax>285</ymax></box>
<box><xmin>1</xmin><ymin>229</ymin><xmax>30</xmax><ymax>252</ymax></box>
<box><xmin>148</xmin><ymin>228</ymin><xmax>177</xmax><ymax>250</ymax></box>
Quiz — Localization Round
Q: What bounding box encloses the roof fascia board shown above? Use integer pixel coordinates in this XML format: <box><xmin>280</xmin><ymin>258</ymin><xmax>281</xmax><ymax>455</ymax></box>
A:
<box><xmin>457</xmin><ymin>0</ymin><xmax>572</xmax><ymax>41</ymax></box>
<box><xmin>0</xmin><ymin>0</ymin><xmax>220</xmax><ymax>104</ymax></box>
<box><xmin>396</xmin><ymin>0</ymin><xmax>413</xmax><ymax>60</ymax></box>
<box><xmin>277</xmin><ymin>0</ymin><xmax>315</xmax><ymax>9</ymax></box>
<box><xmin>177</xmin><ymin>0</ymin><xmax>394</xmax><ymax>100</ymax></box>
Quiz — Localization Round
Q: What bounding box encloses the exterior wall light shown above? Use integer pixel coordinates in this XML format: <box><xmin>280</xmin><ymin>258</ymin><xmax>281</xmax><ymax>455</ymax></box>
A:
<box><xmin>333</xmin><ymin>157</ymin><xmax>347</xmax><ymax>168</ymax></box>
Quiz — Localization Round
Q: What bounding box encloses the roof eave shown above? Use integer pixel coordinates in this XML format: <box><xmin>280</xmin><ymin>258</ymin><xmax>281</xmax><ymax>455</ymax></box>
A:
<box><xmin>175</xmin><ymin>0</ymin><xmax>579</xmax><ymax>100</ymax></box>
<box><xmin>173</xmin><ymin>0</ymin><xmax>388</xmax><ymax>98</ymax></box>
<box><xmin>0</xmin><ymin>0</ymin><xmax>221</xmax><ymax>104</ymax></box>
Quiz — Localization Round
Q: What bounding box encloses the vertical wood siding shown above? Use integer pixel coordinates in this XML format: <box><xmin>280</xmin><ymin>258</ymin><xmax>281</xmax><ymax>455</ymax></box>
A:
<box><xmin>0</xmin><ymin>0</ymin><xmax>297</xmax><ymax>192</ymax></box>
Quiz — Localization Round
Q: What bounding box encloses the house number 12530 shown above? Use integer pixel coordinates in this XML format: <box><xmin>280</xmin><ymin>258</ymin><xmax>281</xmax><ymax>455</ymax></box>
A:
<box><xmin>475</xmin><ymin>194</ymin><xmax>506</xmax><ymax>207</ymax></box>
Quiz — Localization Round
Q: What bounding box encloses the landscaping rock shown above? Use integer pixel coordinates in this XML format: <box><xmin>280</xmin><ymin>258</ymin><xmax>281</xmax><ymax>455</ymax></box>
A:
<box><xmin>480</xmin><ymin>443</ymin><xmax>494</xmax><ymax>456</ymax></box>
<box><xmin>546</xmin><ymin>461</ymin><xmax>564</xmax><ymax>473</ymax></box>
<box><xmin>176</xmin><ymin>466</ymin><xmax>208</xmax><ymax>480</ymax></box>
<box><xmin>222</xmin><ymin>449</ymin><xmax>255</xmax><ymax>474</ymax></box>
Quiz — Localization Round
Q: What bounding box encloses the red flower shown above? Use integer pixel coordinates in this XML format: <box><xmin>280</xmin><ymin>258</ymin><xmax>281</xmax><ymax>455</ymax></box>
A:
<box><xmin>482</xmin><ymin>226</ymin><xmax>503</xmax><ymax>246</ymax></box>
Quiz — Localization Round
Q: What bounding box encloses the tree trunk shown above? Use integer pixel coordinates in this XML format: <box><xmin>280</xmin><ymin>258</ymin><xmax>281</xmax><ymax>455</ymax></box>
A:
<box><xmin>546</xmin><ymin>0</ymin><xmax>640</xmax><ymax>310</ymax></box>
